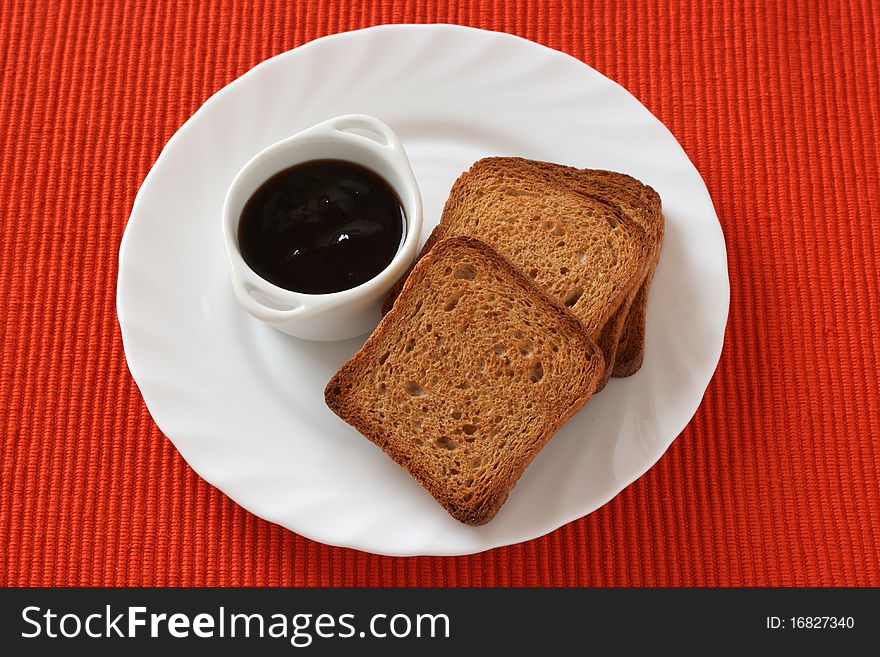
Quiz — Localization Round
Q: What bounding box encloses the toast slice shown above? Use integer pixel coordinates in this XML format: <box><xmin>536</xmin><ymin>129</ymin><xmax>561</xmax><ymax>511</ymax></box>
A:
<box><xmin>382</xmin><ymin>157</ymin><xmax>653</xmax><ymax>389</ymax></box>
<box><xmin>325</xmin><ymin>236</ymin><xmax>604</xmax><ymax>525</ymax></box>
<box><xmin>477</xmin><ymin>159</ymin><xmax>663</xmax><ymax>380</ymax></box>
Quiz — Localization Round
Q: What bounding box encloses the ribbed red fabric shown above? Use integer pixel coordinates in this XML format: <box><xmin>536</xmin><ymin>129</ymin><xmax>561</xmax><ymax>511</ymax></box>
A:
<box><xmin>1</xmin><ymin>0</ymin><xmax>878</xmax><ymax>586</ymax></box>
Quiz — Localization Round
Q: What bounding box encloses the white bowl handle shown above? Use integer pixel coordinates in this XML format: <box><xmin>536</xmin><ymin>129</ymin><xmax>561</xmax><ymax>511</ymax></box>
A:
<box><xmin>332</xmin><ymin>114</ymin><xmax>399</xmax><ymax>147</ymax></box>
<box><xmin>229</xmin><ymin>265</ymin><xmax>312</xmax><ymax>324</ymax></box>
<box><xmin>299</xmin><ymin>114</ymin><xmax>410</xmax><ymax>164</ymax></box>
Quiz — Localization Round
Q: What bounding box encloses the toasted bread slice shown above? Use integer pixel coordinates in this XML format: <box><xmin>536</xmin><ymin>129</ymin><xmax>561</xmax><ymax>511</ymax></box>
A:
<box><xmin>382</xmin><ymin>157</ymin><xmax>653</xmax><ymax>389</ymax></box>
<box><xmin>326</xmin><ymin>236</ymin><xmax>604</xmax><ymax>525</ymax></box>
<box><xmin>475</xmin><ymin>159</ymin><xmax>663</xmax><ymax>380</ymax></box>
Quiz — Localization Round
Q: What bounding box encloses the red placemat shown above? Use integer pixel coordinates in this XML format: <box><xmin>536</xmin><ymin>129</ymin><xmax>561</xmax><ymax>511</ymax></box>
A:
<box><xmin>1</xmin><ymin>0</ymin><xmax>878</xmax><ymax>586</ymax></box>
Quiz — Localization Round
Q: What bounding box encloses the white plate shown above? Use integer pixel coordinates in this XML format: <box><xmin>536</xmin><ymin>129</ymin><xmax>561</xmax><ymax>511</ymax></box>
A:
<box><xmin>117</xmin><ymin>24</ymin><xmax>728</xmax><ymax>556</ymax></box>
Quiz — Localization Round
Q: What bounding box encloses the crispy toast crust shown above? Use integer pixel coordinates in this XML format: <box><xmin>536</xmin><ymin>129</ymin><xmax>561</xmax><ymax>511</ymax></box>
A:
<box><xmin>582</xmin><ymin>169</ymin><xmax>663</xmax><ymax>377</ymax></box>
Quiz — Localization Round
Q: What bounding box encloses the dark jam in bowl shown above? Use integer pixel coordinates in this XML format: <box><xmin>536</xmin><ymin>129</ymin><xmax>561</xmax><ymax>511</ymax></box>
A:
<box><xmin>237</xmin><ymin>160</ymin><xmax>405</xmax><ymax>294</ymax></box>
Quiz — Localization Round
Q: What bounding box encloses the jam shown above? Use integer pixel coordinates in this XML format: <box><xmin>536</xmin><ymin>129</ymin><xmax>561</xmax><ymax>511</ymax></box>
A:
<box><xmin>238</xmin><ymin>160</ymin><xmax>405</xmax><ymax>294</ymax></box>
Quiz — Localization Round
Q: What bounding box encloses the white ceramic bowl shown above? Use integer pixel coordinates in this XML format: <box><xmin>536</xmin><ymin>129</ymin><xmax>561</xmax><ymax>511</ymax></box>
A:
<box><xmin>221</xmin><ymin>114</ymin><xmax>423</xmax><ymax>341</ymax></box>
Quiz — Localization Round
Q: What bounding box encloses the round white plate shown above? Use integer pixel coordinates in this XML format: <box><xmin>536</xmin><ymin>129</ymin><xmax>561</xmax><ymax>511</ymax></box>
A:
<box><xmin>118</xmin><ymin>24</ymin><xmax>728</xmax><ymax>556</ymax></box>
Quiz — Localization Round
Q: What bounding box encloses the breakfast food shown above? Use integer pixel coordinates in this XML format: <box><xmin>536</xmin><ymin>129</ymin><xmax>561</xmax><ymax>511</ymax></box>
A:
<box><xmin>500</xmin><ymin>160</ymin><xmax>663</xmax><ymax>380</ymax></box>
<box><xmin>325</xmin><ymin>157</ymin><xmax>664</xmax><ymax>524</ymax></box>
<box><xmin>238</xmin><ymin>160</ymin><xmax>406</xmax><ymax>294</ymax></box>
<box><xmin>325</xmin><ymin>236</ymin><xmax>605</xmax><ymax>525</ymax></box>
<box><xmin>382</xmin><ymin>157</ymin><xmax>657</xmax><ymax>388</ymax></box>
